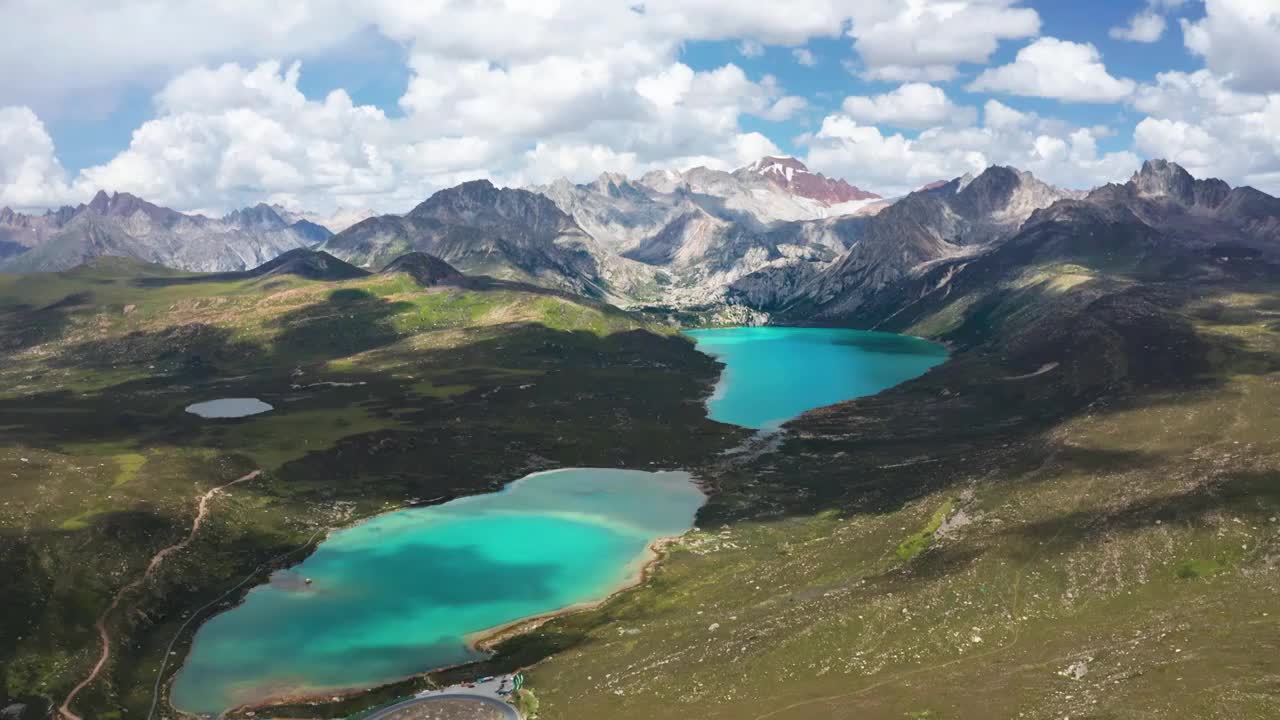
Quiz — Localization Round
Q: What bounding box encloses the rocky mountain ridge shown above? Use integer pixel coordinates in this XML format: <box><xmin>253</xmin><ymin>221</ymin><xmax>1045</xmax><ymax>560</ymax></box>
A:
<box><xmin>792</xmin><ymin>159</ymin><xmax>1280</xmax><ymax>334</ymax></box>
<box><xmin>0</xmin><ymin>192</ymin><xmax>333</xmax><ymax>273</ymax></box>
<box><xmin>748</xmin><ymin>165</ymin><xmax>1080</xmax><ymax>317</ymax></box>
<box><xmin>6</xmin><ymin>160</ymin><xmax>1268</xmax><ymax>334</ymax></box>
<box><xmin>321</xmin><ymin>180</ymin><xmax>657</xmax><ymax>300</ymax></box>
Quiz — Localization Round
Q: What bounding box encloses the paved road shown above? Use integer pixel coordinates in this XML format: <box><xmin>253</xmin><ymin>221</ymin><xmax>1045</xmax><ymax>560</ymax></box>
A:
<box><xmin>365</xmin><ymin>676</ymin><xmax>519</xmax><ymax>720</ymax></box>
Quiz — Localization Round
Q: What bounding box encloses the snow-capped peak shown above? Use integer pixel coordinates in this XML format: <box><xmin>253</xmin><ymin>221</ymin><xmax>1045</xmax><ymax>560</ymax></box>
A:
<box><xmin>746</xmin><ymin>156</ymin><xmax>809</xmax><ymax>182</ymax></box>
<box><xmin>739</xmin><ymin>156</ymin><xmax>882</xmax><ymax>205</ymax></box>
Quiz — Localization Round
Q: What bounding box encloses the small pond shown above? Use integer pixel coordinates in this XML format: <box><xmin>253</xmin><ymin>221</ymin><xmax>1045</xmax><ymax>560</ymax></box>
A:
<box><xmin>185</xmin><ymin>398</ymin><xmax>274</xmax><ymax>418</ymax></box>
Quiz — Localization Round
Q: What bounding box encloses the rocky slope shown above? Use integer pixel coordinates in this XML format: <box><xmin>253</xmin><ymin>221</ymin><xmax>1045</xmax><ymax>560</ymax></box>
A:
<box><xmin>0</xmin><ymin>194</ymin><xmax>332</xmax><ymax>273</ymax></box>
<box><xmin>322</xmin><ymin>180</ymin><xmax>658</xmax><ymax>300</ymax></box>
<box><xmin>805</xmin><ymin>160</ymin><xmax>1280</xmax><ymax>338</ymax></box>
<box><xmin>533</xmin><ymin>158</ymin><xmax>887</xmax><ymax>307</ymax></box>
<box><xmin>775</xmin><ymin>165</ymin><xmax>1079</xmax><ymax>318</ymax></box>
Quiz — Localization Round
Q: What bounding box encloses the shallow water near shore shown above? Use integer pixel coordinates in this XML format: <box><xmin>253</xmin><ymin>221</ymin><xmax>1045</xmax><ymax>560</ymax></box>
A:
<box><xmin>170</xmin><ymin>468</ymin><xmax>704</xmax><ymax>715</ymax></box>
<box><xmin>684</xmin><ymin>327</ymin><xmax>948</xmax><ymax>429</ymax></box>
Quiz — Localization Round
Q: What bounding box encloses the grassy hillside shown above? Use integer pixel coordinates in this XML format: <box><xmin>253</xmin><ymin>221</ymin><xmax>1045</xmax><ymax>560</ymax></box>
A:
<box><xmin>208</xmin><ymin>209</ymin><xmax>1280</xmax><ymax>720</ymax></box>
<box><xmin>499</xmin><ymin>210</ymin><xmax>1280</xmax><ymax>720</ymax></box>
<box><xmin>0</xmin><ymin>258</ymin><xmax>743</xmax><ymax>718</ymax></box>
<box><xmin>6</xmin><ymin>211</ymin><xmax>1280</xmax><ymax>720</ymax></box>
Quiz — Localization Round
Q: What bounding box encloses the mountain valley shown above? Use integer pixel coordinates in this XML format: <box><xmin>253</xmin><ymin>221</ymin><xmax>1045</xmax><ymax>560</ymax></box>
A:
<box><xmin>2</xmin><ymin>158</ymin><xmax>1279</xmax><ymax>720</ymax></box>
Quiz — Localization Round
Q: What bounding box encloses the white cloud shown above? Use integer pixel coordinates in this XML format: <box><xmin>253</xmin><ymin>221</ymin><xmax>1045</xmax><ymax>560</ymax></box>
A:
<box><xmin>1132</xmin><ymin>69</ymin><xmax>1280</xmax><ymax>193</ymax></box>
<box><xmin>792</xmin><ymin>48</ymin><xmax>817</xmax><ymax>67</ymax></box>
<box><xmin>802</xmin><ymin>99</ymin><xmax>1139</xmax><ymax>195</ymax></box>
<box><xmin>1132</xmin><ymin>69</ymin><xmax>1266</xmax><ymax>122</ymax></box>
<box><xmin>0</xmin><ymin>1</ymin><xmax>365</xmax><ymax>112</ymax></box>
<box><xmin>1111</xmin><ymin>0</ymin><xmax>1189</xmax><ymax>43</ymax></box>
<box><xmin>738</xmin><ymin>39</ymin><xmax>765</xmax><ymax>58</ymax></box>
<box><xmin>761</xmin><ymin>96</ymin><xmax>809</xmax><ymax>122</ymax></box>
<box><xmin>1</xmin><ymin>2</ymin><xmax>865</xmax><ymax>212</ymax></box>
<box><xmin>847</xmin><ymin>1</ymin><xmax>1041</xmax><ymax>82</ymax></box>
<box><xmin>0</xmin><ymin>107</ymin><xmax>75</xmax><ymax>210</ymax></box>
<box><xmin>1</xmin><ymin>1</ymin><xmax>1036</xmax><ymax>105</ymax></box>
<box><xmin>77</xmin><ymin>62</ymin><xmax>405</xmax><ymax>212</ymax></box>
<box><xmin>841</xmin><ymin>83</ymin><xmax>977</xmax><ymax>130</ymax></box>
<box><xmin>1110</xmin><ymin>11</ymin><xmax>1166</xmax><ymax>43</ymax></box>
<box><xmin>21</xmin><ymin>0</ymin><xmax>1280</xmax><ymax>216</ymax></box>
<box><xmin>1182</xmin><ymin>0</ymin><xmax>1280</xmax><ymax>93</ymax></box>
<box><xmin>0</xmin><ymin>0</ymin><xmax>868</xmax><ymax>111</ymax></box>
<box><xmin>970</xmin><ymin>37</ymin><xmax>1136</xmax><ymax>103</ymax></box>
<box><xmin>14</xmin><ymin>52</ymin><xmax>803</xmax><ymax>213</ymax></box>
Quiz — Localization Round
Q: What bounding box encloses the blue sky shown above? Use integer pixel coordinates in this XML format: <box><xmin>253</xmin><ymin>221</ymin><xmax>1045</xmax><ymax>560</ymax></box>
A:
<box><xmin>681</xmin><ymin>1</ymin><xmax>1207</xmax><ymax>160</ymax></box>
<box><xmin>1</xmin><ymin>0</ymin><xmax>1277</xmax><ymax>214</ymax></box>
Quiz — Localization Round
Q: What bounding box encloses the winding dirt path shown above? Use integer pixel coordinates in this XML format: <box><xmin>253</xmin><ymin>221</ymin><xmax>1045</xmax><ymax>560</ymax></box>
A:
<box><xmin>58</xmin><ymin>470</ymin><xmax>261</xmax><ymax>720</ymax></box>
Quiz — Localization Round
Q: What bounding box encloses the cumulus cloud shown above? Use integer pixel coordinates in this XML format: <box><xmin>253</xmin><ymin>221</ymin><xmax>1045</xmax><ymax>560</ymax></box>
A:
<box><xmin>1110</xmin><ymin>11</ymin><xmax>1166</xmax><ymax>43</ymax></box>
<box><xmin>792</xmin><ymin>48</ymin><xmax>817</xmax><ymax>67</ymax></box>
<box><xmin>1182</xmin><ymin>0</ymin><xmax>1280</xmax><ymax>93</ymax></box>
<box><xmin>847</xmin><ymin>0</ymin><xmax>1041</xmax><ymax>81</ymax></box>
<box><xmin>0</xmin><ymin>0</ymin><xmax>866</xmax><ymax>110</ymax></box>
<box><xmin>738</xmin><ymin>40</ymin><xmax>765</xmax><ymax>58</ymax></box>
<box><xmin>7</xmin><ymin>52</ymin><xmax>805</xmax><ymax>213</ymax></box>
<box><xmin>0</xmin><ymin>1</ymin><xmax>866</xmax><ymax>212</ymax></box>
<box><xmin>77</xmin><ymin>62</ymin><xmax>404</xmax><ymax>212</ymax></box>
<box><xmin>1109</xmin><ymin>0</ymin><xmax>1186</xmax><ymax>43</ymax></box>
<box><xmin>802</xmin><ymin>99</ymin><xmax>1139</xmax><ymax>195</ymax></box>
<box><xmin>0</xmin><ymin>0</ymin><xmax>364</xmax><ymax>111</ymax></box>
<box><xmin>13</xmin><ymin>0</ymin><xmax>1278</xmax><ymax>216</ymax></box>
<box><xmin>1132</xmin><ymin>69</ymin><xmax>1280</xmax><ymax>193</ymax></box>
<box><xmin>1132</xmin><ymin>69</ymin><xmax>1267</xmax><ymax>121</ymax></box>
<box><xmin>841</xmin><ymin>84</ymin><xmax>977</xmax><ymax>130</ymax></box>
<box><xmin>2</xmin><ymin>2</ymin><xmax>1048</xmax><ymax>109</ymax></box>
<box><xmin>970</xmin><ymin>38</ymin><xmax>1136</xmax><ymax>102</ymax></box>
<box><xmin>0</xmin><ymin>107</ymin><xmax>75</xmax><ymax>210</ymax></box>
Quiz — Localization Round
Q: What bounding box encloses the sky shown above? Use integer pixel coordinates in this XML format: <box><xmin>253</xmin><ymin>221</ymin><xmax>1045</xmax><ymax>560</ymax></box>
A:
<box><xmin>1</xmin><ymin>0</ymin><xmax>1279</xmax><ymax>216</ymax></box>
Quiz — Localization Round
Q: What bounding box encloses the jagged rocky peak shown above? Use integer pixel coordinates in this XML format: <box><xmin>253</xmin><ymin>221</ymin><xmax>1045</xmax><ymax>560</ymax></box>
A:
<box><xmin>1132</xmin><ymin>159</ymin><xmax>1198</xmax><ymax>203</ymax></box>
<box><xmin>410</xmin><ymin>179</ymin><xmax>574</xmax><ymax>228</ymax></box>
<box><xmin>638</xmin><ymin>168</ymin><xmax>684</xmax><ymax>194</ymax></box>
<box><xmin>224</xmin><ymin>203</ymin><xmax>287</xmax><ymax>230</ymax></box>
<box><xmin>592</xmin><ymin>171</ymin><xmax>628</xmax><ymax>189</ymax></box>
<box><xmin>85</xmin><ymin>190</ymin><xmax>187</xmax><ymax>225</ymax></box>
<box><xmin>950</xmin><ymin>166</ymin><xmax>1078</xmax><ymax>221</ymax></box>
<box><xmin>410</xmin><ymin>179</ymin><xmax>501</xmax><ymax>217</ymax></box>
<box><xmin>1128</xmin><ymin>159</ymin><xmax>1234</xmax><ymax>209</ymax></box>
<box><xmin>740</xmin><ymin>156</ymin><xmax>881</xmax><ymax>203</ymax></box>
<box><xmin>86</xmin><ymin>189</ymin><xmax>111</xmax><ymax>213</ymax></box>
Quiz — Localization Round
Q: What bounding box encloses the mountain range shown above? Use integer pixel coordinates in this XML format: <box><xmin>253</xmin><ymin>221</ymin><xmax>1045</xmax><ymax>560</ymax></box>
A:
<box><xmin>5</xmin><ymin>158</ymin><xmax>1278</xmax><ymax>332</ymax></box>
<box><xmin>0</xmin><ymin>192</ymin><xmax>332</xmax><ymax>273</ymax></box>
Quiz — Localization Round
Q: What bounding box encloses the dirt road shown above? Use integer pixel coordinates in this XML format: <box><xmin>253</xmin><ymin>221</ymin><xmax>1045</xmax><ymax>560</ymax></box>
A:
<box><xmin>58</xmin><ymin>469</ymin><xmax>262</xmax><ymax>720</ymax></box>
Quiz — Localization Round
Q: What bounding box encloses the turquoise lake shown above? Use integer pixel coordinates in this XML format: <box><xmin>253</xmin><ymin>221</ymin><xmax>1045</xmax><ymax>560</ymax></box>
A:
<box><xmin>685</xmin><ymin>327</ymin><xmax>948</xmax><ymax>429</ymax></box>
<box><xmin>171</xmin><ymin>469</ymin><xmax>704</xmax><ymax>715</ymax></box>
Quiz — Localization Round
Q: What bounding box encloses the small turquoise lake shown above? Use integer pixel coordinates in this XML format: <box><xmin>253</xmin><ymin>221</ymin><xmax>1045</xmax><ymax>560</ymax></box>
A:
<box><xmin>685</xmin><ymin>327</ymin><xmax>948</xmax><ymax>429</ymax></box>
<box><xmin>171</xmin><ymin>469</ymin><xmax>704</xmax><ymax>715</ymax></box>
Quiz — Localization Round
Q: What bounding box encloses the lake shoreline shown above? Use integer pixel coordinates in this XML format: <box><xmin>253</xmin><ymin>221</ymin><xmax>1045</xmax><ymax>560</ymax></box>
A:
<box><xmin>211</xmin><ymin>528</ymin><xmax>695</xmax><ymax>717</ymax></box>
<box><xmin>683</xmin><ymin>326</ymin><xmax>948</xmax><ymax>429</ymax></box>
<box><xmin>170</xmin><ymin>469</ymin><xmax>705</xmax><ymax>717</ymax></box>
